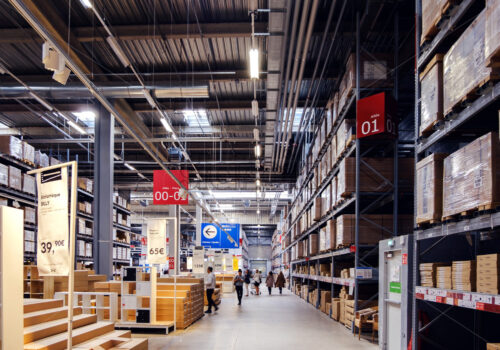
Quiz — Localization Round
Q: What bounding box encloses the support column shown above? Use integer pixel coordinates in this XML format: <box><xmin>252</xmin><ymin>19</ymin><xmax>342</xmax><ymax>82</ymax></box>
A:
<box><xmin>168</xmin><ymin>205</ymin><xmax>180</xmax><ymax>275</ymax></box>
<box><xmin>94</xmin><ymin>105</ymin><xmax>114</xmax><ymax>279</ymax></box>
<box><xmin>195</xmin><ymin>204</ymin><xmax>202</xmax><ymax>246</ymax></box>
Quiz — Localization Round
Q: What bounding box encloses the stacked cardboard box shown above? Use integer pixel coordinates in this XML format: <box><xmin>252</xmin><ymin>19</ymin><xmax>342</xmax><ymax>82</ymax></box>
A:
<box><xmin>309</xmin><ymin>233</ymin><xmax>318</xmax><ymax>256</ymax></box>
<box><xmin>320</xmin><ymin>263</ymin><xmax>331</xmax><ymax>277</ymax></box>
<box><xmin>419</xmin><ymin>54</ymin><xmax>444</xmax><ymax>136</ymax></box>
<box><xmin>436</xmin><ymin>266</ymin><xmax>452</xmax><ymax>289</ymax></box>
<box><xmin>320</xmin><ymin>290</ymin><xmax>331</xmax><ymax>313</ymax></box>
<box><xmin>443</xmin><ymin>132</ymin><xmax>500</xmax><ymax>218</ymax></box>
<box><xmin>487</xmin><ymin>344</ymin><xmax>500</xmax><ymax>350</ymax></box>
<box><xmin>336</xmin><ymin>214</ymin><xmax>413</xmax><ymax>248</ymax></box>
<box><xmin>420</xmin><ymin>263</ymin><xmax>446</xmax><ymax>287</ymax></box>
<box><xmin>337</xmin><ymin>158</ymin><xmax>394</xmax><ymax>197</ymax></box>
<box><xmin>0</xmin><ymin>135</ymin><xmax>23</xmax><ymax>159</ymax></box>
<box><xmin>335</xmin><ymin>119</ymin><xmax>356</xmax><ymax>157</ymax></box>
<box><xmin>416</xmin><ymin>153</ymin><xmax>447</xmax><ymax>225</ymax></box>
<box><xmin>339</xmin><ymin>287</ymin><xmax>354</xmax><ymax>328</ymax></box>
<box><xmin>477</xmin><ymin>254</ymin><xmax>500</xmax><ymax>294</ymax></box>
<box><xmin>331</xmin><ymin>298</ymin><xmax>340</xmax><ymax>320</ymax></box>
<box><xmin>452</xmin><ymin>260</ymin><xmax>476</xmax><ymax>292</ymax></box>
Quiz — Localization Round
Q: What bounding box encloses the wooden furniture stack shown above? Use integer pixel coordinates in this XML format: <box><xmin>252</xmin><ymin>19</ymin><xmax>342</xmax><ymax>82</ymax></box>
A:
<box><xmin>157</xmin><ymin>277</ymin><xmax>205</xmax><ymax>329</ymax></box>
<box><xmin>22</xmin><ymin>298</ymin><xmax>147</xmax><ymax>350</ymax></box>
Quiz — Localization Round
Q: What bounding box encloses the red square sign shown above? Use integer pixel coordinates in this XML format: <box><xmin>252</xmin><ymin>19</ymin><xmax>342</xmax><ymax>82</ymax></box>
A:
<box><xmin>153</xmin><ymin>170</ymin><xmax>189</xmax><ymax>205</ymax></box>
<box><xmin>356</xmin><ymin>92</ymin><xmax>397</xmax><ymax>139</ymax></box>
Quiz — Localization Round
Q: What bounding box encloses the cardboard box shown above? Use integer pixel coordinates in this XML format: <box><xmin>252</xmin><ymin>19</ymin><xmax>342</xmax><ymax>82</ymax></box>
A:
<box><xmin>22</xmin><ymin>174</ymin><xmax>35</xmax><ymax>195</ymax></box>
<box><xmin>309</xmin><ymin>233</ymin><xmax>319</xmax><ymax>256</ymax></box>
<box><xmin>336</xmin><ymin>119</ymin><xmax>356</xmax><ymax>156</ymax></box>
<box><xmin>421</xmin><ymin>0</ymin><xmax>449</xmax><ymax>42</ymax></box>
<box><xmin>485</xmin><ymin>0</ymin><xmax>500</xmax><ymax>64</ymax></box>
<box><xmin>24</xmin><ymin>207</ymin><xmax>36</xmax><ymax>224</ymax></box>
<box><xmin>416</xmin><ymin>153</ymin><xmax>447</xmax><ymax>224</ymax></box>
<box><xmin>0</xmin><ymin>164</ymin><xmax>8</xmax><ymax>186</ymax></box>
<box><xmin>35</xmin><ymin>151</ymin><xmax>49</xmax><ymax>168</ymax></box>
<box><xmin>331</xmin><ymin>298</ymin><xmax>340</xmax><ymax>320</ymax></box>
<box><xmin>23</xmin><ymin>142</ymin><xmax>35</xmax><ymax>163</ymax></box>
<box><xmin>443</xmin><ymin>133</ymin><xmax>500</xmax><ymax>217</ymax></box>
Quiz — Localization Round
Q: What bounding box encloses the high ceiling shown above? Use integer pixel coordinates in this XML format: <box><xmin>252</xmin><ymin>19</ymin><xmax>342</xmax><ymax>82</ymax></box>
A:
<box><xmin>0</xmin><ymin>0</ymin><xmax>415</xmax><ymax>223</ymax></box>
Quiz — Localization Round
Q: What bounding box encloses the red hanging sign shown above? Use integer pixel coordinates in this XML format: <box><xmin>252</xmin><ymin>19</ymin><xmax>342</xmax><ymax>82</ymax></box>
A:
<box><xmin>169</xmin><ymin>257</ymin><xmax>175</xmax><ymax>270</ymax></box>
<box><xmin>153</xmin><ymin>170</ymin><xmax>189</xmax><ymax>205</ymax></box>
<box><xmin>402</xmin><ymin>253</ymin><xmax>408</xmax><ymax>265</ymax></box>
<box><xmin>356</xmin><ymin>92</ymin><xmax>397</xmax><ymax>139</ymax></box>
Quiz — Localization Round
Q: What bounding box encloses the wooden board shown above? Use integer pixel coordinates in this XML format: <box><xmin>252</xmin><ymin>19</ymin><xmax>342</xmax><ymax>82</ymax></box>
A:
<box><xmin>24</xmin><ymin>314</ymin><xmax>97</xmax><ymax>344</ymax></box>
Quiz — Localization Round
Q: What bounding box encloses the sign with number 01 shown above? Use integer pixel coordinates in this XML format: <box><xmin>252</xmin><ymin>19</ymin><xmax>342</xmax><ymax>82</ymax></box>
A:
<box><xmin>36</xmin><ymin>167</ymin><xmax>70</xmax><ymax>276</ymax></box>
<box><xmin>147</xmin><ymin>219</ymin><xmax>168</xmax><ymax>264</ymax></box>
<box><xmin>356</xmin><ymin>92</ymin><xmax>397</xmax><ymax>139</ymax></box>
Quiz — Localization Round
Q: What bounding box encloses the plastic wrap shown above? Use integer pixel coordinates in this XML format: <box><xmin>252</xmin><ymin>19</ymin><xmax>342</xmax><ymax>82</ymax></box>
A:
<box><xmin>420</xmin><ymin>54</ymin><xmax>444</xmax><ymax>136</ymax></box>
<box><xmin>443</xmin><ymin>10</ymin><xmax>493</xmax><ymax>114</ymax></box>
<box><xmin>22</xmin><ymin>174</ymin><xmax>35</xmax><ymax>195</ymax></box>
<box><xmin>321</xmin><ymin>183</ymin><xmax>330</xmax><ymax>216</ymax></box>
<box><xmin>0</xmin><ymin>136</ymin><xmax>23</xmax><ymax>159</ymax></box>
<box><xmin>416</xmin><ymin>153</ymin><xmax>447</xmax><ymax>224</ymax></box>
<box><xmin>0</xmin><ymin>164</ymin><xmax>8</xmax><ymax>186</ymax></box>
<box><xmin>485</xmin><ymin>0</ymin><xmax>500</xmax><ymax>63</ymax></box>
<box><xmin>24</xmin><ymin>207</ymin><xmax>36</xmax><ymax>224</ymax></box>
<box><xmin>335</xmin><ymin>119</ymin><xmax>356</xmax><ymax>157</ymax></box>
<box><xmin>50</xmin><ymin>157</ymin><xmax>60</xmax><ymax>166</ymax></box>
<box><xmin>421</xmin><ymin>0</ymin><xmax>449</xmax><ymax>42</ymax></box>
<box><xmin>23</xmin><ymin>142</ymin><xmax>35</xmax><ymax>163</ymax></box>
<box><xmin>442</xmin><ymin>132</ymin><xmax>500</xmax><ymax>217</ymax></box>
<box><xmin>8</xmin><ymin>166</ymin><xmax>22</xmax><ymax>191</ymax></box>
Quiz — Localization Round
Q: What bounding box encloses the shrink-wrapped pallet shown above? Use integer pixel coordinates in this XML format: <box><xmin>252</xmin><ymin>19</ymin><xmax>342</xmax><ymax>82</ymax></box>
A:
<box><xmin>337</xmin><ymin>158</ymin><xmax>394</xmax><ymax>197</ymax></box>
<box><xmin>22</xmin><ymin>174</ymin><xmax>35</xmax><ymax>195</ymax></box>
<box><xmin>22</xmin><ymin>142</ymin><xmax>35</xmax><ymax>164</ymax></box>
<box><xmin>420</xmin><ymin>54</ymin><xmax>444</xmax><ymax>136</ymax></box>
<box><xmin>335</xmin><ymin>119</ymin><xmax>356</xmax><ymax>157</ymax></box>
<box><xmin>0</xmin><ymin>136</ymin><xmax>23</xmax><ymax>159</ymax></box>
<box><xmin>443</xmin><ymin>10</ymin><xmax>495</xmax><ymax>114</ymax></box>
<box><xmin>8</xmin><ymin>166</ymin><xmax>22</xmax><ymax>191</ymax></box>
<box><xmin>442</xmin><ymin>132</ymin><xmax>500</xmax><ymax>218</ymax></box>
<box><xmin>35</xmin><ymin>150</ymin><xmax>49</xmax><ymax>168</ymax></box>
<box><xmin>416</xmin><ymin>153</ymin><xmax>447</xmax><ymax>224</ymax></box>
<box><xmin>0</xmin><ymin>164</ymin><xmax>7</xmax><ymax>186</ymax></box>
<box><xmin>336</xmin><ymin>214</ymin><xmax>413</xmax><ymax>248</ymax></box>
<box><xmin>421</xmin><ymin>0</ymin><xmax>450</xmax><ymax>42</ymax></box>
<box><xmin>338</xmin><ymin>53</ymin><xmax>393</xmax><ymax>112</ymax></box>
<box><xmin>485</xmin><ymin>0</ymin><xmax>500</xmax><ymax>64</ymax></box>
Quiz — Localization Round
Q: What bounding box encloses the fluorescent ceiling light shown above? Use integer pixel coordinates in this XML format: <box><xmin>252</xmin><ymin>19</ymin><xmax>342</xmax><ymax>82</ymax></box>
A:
<box><xmin>256</xmin><ymin>179</ymin><xmax>261</xmax><ymax>187</ymax></box>
<box><xmin>256</xmin><ymin>209</ymin><xmax>260</xmax><ymax>214</ymax></box>
<box><xmin>0</xmin><ymin>122</ymin><xmax>8</xmax><ymax>129</ymax></box>
<box><xmin>68</xmin><ymin>120</ymin><xmax>87</xmax><ymax>134</ymax></box>
<box><xmin>160</xmin><ymin>117</ymin><xmax>173</xmax><ymax>133</ymax></box>
<box><xmin>183</xmin><ymin>109</ymin><xmax>210</xmax><ymax>127</ymax></box>
<box><xmin>249</xmin><ymin>48</ymin><xmax>259</xmax><ymax>79</ymax></box>
<box><xmin>254</xmin><ymin>144</ymin><xmax>261</xmax><ymax>158</ymax></box>
<box><xmin>124</xmin><ymin>163</ymin><xmax>136</xmax><ymax>171</ymax></box>
<box><xmin>155</xmin><ymin>86</ymin><xmax>209</xmax><ymax>99</ymax></box>
<box><xmin>80</xmin><ymin>0</ymin><xmax>92</xmax><ymax>8</ymax></box>
<box><xmin>106</xmin><ymin>36</ymin><xmax>130</xmax><ymax>68</ymax></box>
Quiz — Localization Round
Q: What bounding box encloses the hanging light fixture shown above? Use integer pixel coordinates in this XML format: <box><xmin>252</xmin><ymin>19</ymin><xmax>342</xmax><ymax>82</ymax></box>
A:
<box><xmin>249</xmin><ymin>48</ymin><xmax>259</xmax><ymax>79</ymax></box>
<box><xmin>256</xmin><ymin>179</ymin><xmax>261</xmax><ymax>187</ymax></box>
<box><xmin>254</xmin><ymin>144</ymin><xmax>261</xmax><ymax>158</ymax></box>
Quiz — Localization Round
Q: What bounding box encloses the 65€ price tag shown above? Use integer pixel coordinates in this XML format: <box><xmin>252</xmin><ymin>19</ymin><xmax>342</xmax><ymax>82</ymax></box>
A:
<box><xmin>147</xmin><ymin>219</ymin><xmax>167</xmax><ymax>264</ymax></box>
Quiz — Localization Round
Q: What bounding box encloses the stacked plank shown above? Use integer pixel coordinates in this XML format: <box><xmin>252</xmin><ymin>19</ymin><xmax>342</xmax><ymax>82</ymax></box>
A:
<box><xmin>436</xmin><ymin>266</ymin><xmax>452</xmax><ymax>289</ymax></box>
<box><xmin>452</xmin><ymin>260</ymin><xmax>476</xmax><ymax>292</ymax></box>
<box><xmin>420</xmin><ymin>263</ymin><xmax>447</xmax><ymax>287</ymax></box>
<box><xmin>22</xmin><ymin>298</ymin><xmax>147</xmax><ymax>350</ymax></box>
<box><xmin>157</xmin><ymin>277</ymin><xmax>205</xmax><ymax>329</ymax></box>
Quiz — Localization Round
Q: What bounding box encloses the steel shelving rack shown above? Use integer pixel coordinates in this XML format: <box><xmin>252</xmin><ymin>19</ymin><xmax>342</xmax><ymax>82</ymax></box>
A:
<box><xmin>412</xmin><ymin>0</ymin><xmax>500</xmax><ymax>348</ymax></box>
<box><xmin>279</xmin><ymin>1</ymin><xmax>416</xmax><ymax>332</ymax></box>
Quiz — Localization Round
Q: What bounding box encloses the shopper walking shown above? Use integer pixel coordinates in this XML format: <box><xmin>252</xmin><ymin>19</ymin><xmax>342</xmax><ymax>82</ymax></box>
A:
<box><xmin>253</xmin><ymin>269</ymin><xmax>262</xmax><ymax>295</ymax></box>
<box><xmin>244</xmin><ymin>269</ymin><xmax>251</xmax><ymax>296</ymax></box>
<box><xmin>205</xmin><ymin>266</ymin><xmax>218</xmax><ymax>314</ymax></box>
<box><xmin>266</xmin><ymin>272</ymin><xmax>274</xmax><ymax>295</ymax></box>
<box><xmin>275</xmin><ymin>271</ymin><xmax>286</xmax><ymax>295</ymax></box>
<box><xmin>234</xmin><ymin>269</ymin><xmax>244</xmax><ymax>305</ymax></box>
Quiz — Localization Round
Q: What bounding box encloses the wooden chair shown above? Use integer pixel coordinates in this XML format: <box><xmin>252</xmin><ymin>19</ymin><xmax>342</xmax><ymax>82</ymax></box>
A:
<box><xmin>354</xmin><ymin>307</ymin><xmax>378</xmax><ymax>341</ymax></box>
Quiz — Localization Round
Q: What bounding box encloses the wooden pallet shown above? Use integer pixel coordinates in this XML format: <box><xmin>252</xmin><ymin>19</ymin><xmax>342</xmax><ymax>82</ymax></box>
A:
<box><xmin>22</xmin><ymin>159</ymin><xmax>35</xmax><ymax>168</ymax></box>
<box><xmin>421</xmin><ymin>0</ymin><xmax>459</xmax><ymax>47</ymax></box>
<box><xmin>486</xmin><ymin>47</ymin><xmax>500</xmax><ymax>68</ymax></box>
<box><xmin>445</xmin><ymin>73</ymin><xmax>500</xmax><ymax>117</ymax></box>
<box><xmin>416</xmin><ymin>218</ymin><xmax>441</xmax><ymax>229</ymax></box>
<box><xmin>419</xmin><ymin>118</ymin><xmax>441</xmax><ymax>137</ymax></box>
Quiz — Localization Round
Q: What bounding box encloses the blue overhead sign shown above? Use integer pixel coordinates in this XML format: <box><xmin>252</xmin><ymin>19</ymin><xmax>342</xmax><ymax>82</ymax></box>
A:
<box><xmin>201</xmin><ymin>223</ymin><xmax>240</xmax><ymax>249</ymax></box>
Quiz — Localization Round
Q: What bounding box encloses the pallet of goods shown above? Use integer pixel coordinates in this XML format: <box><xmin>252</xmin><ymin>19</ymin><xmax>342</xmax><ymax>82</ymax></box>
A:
<box><xmin>485</xmin><ymin>0</ymin><xmax>500</xmax><ymax>66</ymax></box>
<box><xmin>442</xmin><ymin>132</ymin><xmax>500</xmax><ymax>219</ymax></box>
<box><xmin>421</xmin><ymin>0</ymin><xmax>457</xmax><ymax>44</ymax></box>
<box><xmin>443</xmin><ymin>10</ymin><xmax>499</xmax><ymax>116</ymax></box>
<box><xmin>416</xmin><ymin>153</ymin><xmax>447</xmax><ymax>226</ymax></box>
<box><xmin>419</xmin><ymin>54</ymin><xmax>444</xmax><ymax>136</ymax></box>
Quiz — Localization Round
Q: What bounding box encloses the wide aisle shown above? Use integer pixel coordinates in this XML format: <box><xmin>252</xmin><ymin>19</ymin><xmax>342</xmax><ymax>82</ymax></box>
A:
<box><xmin>148</xmin><ymin>290</ymin><xmax>377</xmax><ymax>350</ymax></box>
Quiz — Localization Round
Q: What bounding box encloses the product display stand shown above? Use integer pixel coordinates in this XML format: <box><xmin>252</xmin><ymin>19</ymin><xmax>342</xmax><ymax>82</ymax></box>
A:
<box><xmin>28</xmin><ymin>161</ymin><xmax>78</xmax><ymax>350</ymax></box>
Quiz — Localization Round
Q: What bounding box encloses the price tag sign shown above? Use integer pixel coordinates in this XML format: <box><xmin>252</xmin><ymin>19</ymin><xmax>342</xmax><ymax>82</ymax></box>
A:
<box><xmin>193</xmin><ymin>246</ymin><xmax>205</xmax><ymax>273</ymax></box>
<box><xmin>36</xmin><ymin>167</ymin><xmax>70</xmax><ymax>276</ymax></box>
<box><xmin>147</xmin><ymin>219</ymin><xmax>167</xmax><ymax>264</ymax></box>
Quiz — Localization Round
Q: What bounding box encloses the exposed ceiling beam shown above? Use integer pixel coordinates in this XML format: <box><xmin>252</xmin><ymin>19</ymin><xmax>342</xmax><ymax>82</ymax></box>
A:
<box><xmin>0</xmin><ymin>22</ymin><xmax>268</xmax><ymax>43</ymax></box>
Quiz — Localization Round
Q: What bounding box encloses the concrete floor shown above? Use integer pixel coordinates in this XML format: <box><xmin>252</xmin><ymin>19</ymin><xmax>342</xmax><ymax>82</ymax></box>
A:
<box><xmin>146</xmin><ymin>289</ymin><xmax>378</xmax><ymax>350</ymax></box>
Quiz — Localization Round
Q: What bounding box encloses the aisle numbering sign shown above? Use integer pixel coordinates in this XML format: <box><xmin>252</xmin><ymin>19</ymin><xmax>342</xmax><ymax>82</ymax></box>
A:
<box><xmin>153</xmin><ymin>170</ymin><xmax>189</xmax><ymax>205</ymax></box>
<box><xmin>356</xmin><ymin>92</ymin><xmax>397</xmax><ymax>139</ymax></box>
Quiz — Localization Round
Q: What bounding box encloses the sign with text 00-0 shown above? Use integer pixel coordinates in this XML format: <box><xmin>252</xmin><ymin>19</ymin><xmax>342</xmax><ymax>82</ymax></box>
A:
<box><xmin>153</xmin><ymin>170</ymin><xmax>189</xmax><ymax>205</ymax></box>
<box><xmin>356</xmin><ymin>92</ymin><xmax>397</xmax><ymax>139</ymax></box>
<box><xmin>201</xmin><ymin>223</ymin><xmax>240</xmax><ymax>249</ymax></box>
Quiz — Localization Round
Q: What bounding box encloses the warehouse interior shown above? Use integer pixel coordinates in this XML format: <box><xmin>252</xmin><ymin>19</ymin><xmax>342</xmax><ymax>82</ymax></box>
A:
<box><xmin>0</xmin><ymin>0</ymin><xmax>500</xmax><ymax>349</ymax></box>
